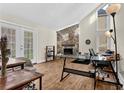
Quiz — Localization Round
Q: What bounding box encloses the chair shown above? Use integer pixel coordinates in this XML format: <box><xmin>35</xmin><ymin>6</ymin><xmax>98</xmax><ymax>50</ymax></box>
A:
<box><xmin>89</xmin><ymin>48</ymin><xmax>109</xmax><ymax>67</ymax></box>
<box><xmin>91</xmin><ymin>48</ymin><xmax>98</xmax><ymax>56</ymax></box>
<box><xmin>89</xmin><ymin>49</ymin><xmax>96</xmax><ymax>65</ymax></box>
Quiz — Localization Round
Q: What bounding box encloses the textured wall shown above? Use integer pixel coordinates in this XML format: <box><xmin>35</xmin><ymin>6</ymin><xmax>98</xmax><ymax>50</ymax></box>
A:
<box><xmin>57</xmin><ymin>24</ymin><xmax>79</xmax><ymax>54</ymax></box>
<box><xmin>79</xmin><ymin>10</ymin><xmax>97</xmax><ymax>54</ymax></box>
<box><xmin>115</xmin><ymin>4</ymin><xmax>124</xmax><ymax>72</ymax></box>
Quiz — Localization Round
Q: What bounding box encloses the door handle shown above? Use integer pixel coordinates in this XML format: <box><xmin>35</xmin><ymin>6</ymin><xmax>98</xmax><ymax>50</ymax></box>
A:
<box><xmin>20</xmin><ymin>45</ymin><xmax>23</xmax><ymax>50</ymax></box>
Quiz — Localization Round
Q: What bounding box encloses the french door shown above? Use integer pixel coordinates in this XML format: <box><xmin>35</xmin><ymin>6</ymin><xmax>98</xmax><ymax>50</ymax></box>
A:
<box><xmin>0</xmin><ymin>22</ymin><xmax>37</xmax><ymax>63</ymax></box>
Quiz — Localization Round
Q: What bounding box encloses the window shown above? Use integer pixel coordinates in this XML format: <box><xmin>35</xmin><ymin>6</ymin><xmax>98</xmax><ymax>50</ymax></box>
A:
<box><xmin>98</xmin><ymin>15</ymin><xmax>109</xmax><ymax>31</ymax></box>
<box><xmin>97</xmin><ymin>5</ymin><xmax>110</xmax><ymax>53</ymax></box>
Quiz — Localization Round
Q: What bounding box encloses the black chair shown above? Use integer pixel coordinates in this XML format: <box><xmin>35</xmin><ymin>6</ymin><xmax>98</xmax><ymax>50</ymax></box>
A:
<box><xmin>89</xmin><ymin>49</ymin><xmax>96</xmax><ymax>65</ymax></box>
<box><xmin>91</xmin><ymin>48</ymin><xmax>97</xmax><ymax>56</ymax></box>
<box><xmin>90</xmin><ymin>48</ymin><xmax>109</xmax><ymax>67</ymax></box>
<box><xmin>89</xmin><ymin>48</ymin><xmax>109</xmax><ymax>66</ymax></box>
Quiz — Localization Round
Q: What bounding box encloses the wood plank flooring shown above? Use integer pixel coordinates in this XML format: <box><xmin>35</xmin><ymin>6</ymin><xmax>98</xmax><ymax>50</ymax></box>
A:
<box><xmin>34</xmin><ymin>58</ymin><xmax>116</xmax><ymax>90</ymax></box>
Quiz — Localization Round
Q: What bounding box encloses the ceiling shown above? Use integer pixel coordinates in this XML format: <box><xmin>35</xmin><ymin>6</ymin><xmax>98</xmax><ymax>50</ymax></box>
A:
<box><xmin>0</xmin><ymin>3</ymin><xmax>98</xmax><ymax>30</ymax></box>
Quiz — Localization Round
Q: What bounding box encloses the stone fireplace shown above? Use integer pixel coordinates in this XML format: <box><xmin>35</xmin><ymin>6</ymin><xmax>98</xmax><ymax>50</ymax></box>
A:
<box><xmin>57</xmin><ymin>24</ymin><xmax>79</xmax><ymax>54</ymax></box>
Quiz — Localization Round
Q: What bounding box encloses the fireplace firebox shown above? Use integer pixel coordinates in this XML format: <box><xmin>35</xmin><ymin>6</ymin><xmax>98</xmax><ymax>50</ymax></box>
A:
<box><xmin>63</xmin><ymin>48</ymin><xmax>73</xmax><ymax>55</ymax></box>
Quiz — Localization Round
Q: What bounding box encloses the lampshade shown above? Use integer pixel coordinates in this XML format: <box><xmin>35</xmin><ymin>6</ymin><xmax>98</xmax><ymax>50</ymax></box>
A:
<box><xmin>106</xmin><ymin>4</ymin><xmax>121</xmax><ymax>14</ymax></box>
<box><xmin>105</xmin><ymin>31</ymin><xmax>112</xmax><ymax>37</ymax></box>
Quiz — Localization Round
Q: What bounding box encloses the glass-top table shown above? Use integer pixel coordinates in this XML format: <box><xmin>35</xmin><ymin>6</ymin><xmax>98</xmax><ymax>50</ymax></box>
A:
<box><xmin>57</xmin><ymin>54</ymin><xmax>109</xmax><ymax>61</ymax></box>
<box><xmin>58</xmin><ymin>53</ymin><xmax>122</xmax><ymax>89</ymax></box>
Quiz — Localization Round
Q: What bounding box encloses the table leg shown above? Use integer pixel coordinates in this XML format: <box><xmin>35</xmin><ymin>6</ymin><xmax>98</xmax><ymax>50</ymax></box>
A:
<box><xmin>60</xmin><ymin>57</ymin><xmax>66</xmax><ymax>81</ymax></box>
<box><xmin>109</xmin><ymin>61</ymin><xmax>123</xmax><ymax>89</ymax></box>
<box><xmin>39</xmin><ymin>76</ymin><xmax>42</xmax><ymax>90</ymax></box>
<box><xmin>94</xmin><ymin>61</ymin><xmax>96</xmax><ymax>90</ymax></box>
<box><xmin>97</xmin><ymin>61</ymin><xmax>123</xmax><ymax>89</ymax></box>
<box><xmin>21</xmin><ymin>64</ymin><xmax>24</xmax><ymax>69</ymax></box>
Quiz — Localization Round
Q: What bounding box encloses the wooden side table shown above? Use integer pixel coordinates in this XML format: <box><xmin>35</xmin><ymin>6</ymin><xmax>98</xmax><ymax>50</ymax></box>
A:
<box><xmin>0</xmin><ymin>70</ymin><xmax>44</xmax><ymax>90</ymax></box>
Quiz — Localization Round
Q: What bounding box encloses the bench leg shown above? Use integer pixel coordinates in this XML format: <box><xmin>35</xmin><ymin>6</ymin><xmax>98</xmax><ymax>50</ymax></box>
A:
<box><xmin>39</xmin><ymin>77</ymin><xmax>42</xmax><ymax>90</ymax></box>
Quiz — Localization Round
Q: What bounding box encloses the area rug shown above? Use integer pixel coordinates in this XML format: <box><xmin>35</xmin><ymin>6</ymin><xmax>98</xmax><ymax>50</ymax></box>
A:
<box><xmin>72</xmin><ymin>59</ymin><xmax>90</xmax><ymax>65</ymax></box>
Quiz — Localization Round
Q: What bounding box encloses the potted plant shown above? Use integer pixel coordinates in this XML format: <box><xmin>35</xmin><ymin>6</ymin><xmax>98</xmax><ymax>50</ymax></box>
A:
<box><xmin>0</xmin><ymin>36</ymin><xmax>10</xmax><ymax>77</ymax></box>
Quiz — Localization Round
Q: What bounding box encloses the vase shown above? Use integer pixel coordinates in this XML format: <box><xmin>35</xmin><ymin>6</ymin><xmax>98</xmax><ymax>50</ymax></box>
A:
<box><xmin>0</xmin><ymin>36</ymin><xmax>9</xmax><ymax>77</ymax></box>
<box><xmin>0</xmin><ymin>75</ymin><xmax>7</xmax><ymax>87</ymax></box>
<box><xmin>1</xmin><ymin>63</ymin><xmax>7</xmax><ymax>77</ymax></box>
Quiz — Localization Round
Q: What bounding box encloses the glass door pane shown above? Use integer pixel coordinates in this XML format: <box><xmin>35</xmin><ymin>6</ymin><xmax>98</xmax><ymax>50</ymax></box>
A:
<box><xmin>1</xmin><ymin>27</ymin><xmax>16</xmax><ymax>58</ymax></box>
<box><xmin>24</xmin><ymin>31</ymin><xmax>33</xmax><ymax>59</ymax></box>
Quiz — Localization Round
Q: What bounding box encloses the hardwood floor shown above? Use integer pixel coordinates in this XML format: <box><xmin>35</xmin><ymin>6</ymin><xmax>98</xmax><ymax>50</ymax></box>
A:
<box><xmin>34</xmin><ymin>58</ymin><xmax>116</xmax><ymax>90</ymax></box>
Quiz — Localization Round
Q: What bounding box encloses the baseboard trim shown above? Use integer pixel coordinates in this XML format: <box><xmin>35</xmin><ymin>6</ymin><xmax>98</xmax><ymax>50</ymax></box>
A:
<box><xmin>37</xmin><ymin>60</ymin><xmax>46</xmax><ymax>63</ymax></box>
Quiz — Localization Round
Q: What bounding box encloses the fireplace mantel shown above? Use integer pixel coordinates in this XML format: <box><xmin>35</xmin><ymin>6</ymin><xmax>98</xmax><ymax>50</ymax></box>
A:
<box><xmin>62</xmin><ymin>44</ymin><xmax>75</xmax><ymax>47</ymax></box>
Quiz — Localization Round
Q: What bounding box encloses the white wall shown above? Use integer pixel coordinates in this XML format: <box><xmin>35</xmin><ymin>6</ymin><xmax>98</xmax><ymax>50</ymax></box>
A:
<box><xmin>37</xmin><ymin>27</ymin><xmax>57</xmax><ymax>63</ymax></box>
<box><xmin>114</xmin><ymin>4</ymin><xmax>124</xmax><ymax>72</ymax></box>
<box><xmin>79</xmin><ymin>10</ymin><xmax>97</xmax><ymax>54</ymax></box>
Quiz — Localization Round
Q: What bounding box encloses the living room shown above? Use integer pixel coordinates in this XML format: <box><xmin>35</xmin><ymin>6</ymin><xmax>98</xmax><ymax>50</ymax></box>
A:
<box><xmin>0</xmin><ymin>1</ymin><xmax>124</xmax><ymax>92</ymax></box>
